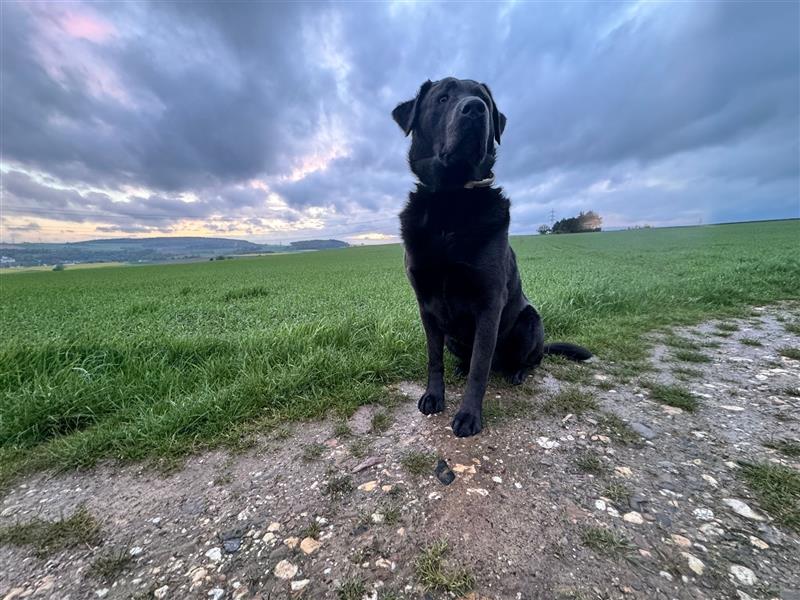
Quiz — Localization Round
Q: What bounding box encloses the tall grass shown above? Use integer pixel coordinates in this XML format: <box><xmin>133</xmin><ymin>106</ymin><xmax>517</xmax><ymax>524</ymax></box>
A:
<box><xmin>1</xmin><ymin>220</ymin><xmax>798</xmax><ymax>483</ymax></box>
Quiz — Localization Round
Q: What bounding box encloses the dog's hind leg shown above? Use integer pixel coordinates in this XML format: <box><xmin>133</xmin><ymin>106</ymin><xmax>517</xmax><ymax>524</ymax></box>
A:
<box><xmin>501</xmin><ymin>304</ymin><xmax>545</xmax><ymax>385</ymax></box>
<box><xmin>446</xmin><ymin>335</ymin><xmax>472</xmax><ymax>377</ymax></box>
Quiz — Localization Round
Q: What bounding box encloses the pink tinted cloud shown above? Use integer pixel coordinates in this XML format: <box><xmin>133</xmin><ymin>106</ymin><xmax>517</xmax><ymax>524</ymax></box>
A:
<box><xmin>59</xmin><ymin>10</ymin><xmax>117</xmax><ymax>43</ymax></box>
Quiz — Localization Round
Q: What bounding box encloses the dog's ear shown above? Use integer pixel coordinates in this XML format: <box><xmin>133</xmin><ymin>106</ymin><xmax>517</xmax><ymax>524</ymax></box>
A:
<box><xmin>392</xmin><ymin>80</ymin><xmax>432</xmax><ymax>136</ymax></box>
<box><xmin>481</xmin><ymin>83</ymin><xmax>507</xmax><ymax>144</ymax></box>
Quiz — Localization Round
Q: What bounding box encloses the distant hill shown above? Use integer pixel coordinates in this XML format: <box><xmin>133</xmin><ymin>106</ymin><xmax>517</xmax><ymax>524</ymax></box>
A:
<box><xmin>0</xmin><ymin>236</ymin><xmax>350</xmax><ymax>267</ymax></box>
<box><xmin>289</xmin><ymin>239</ymin><xmax>350</xmax><ymax>250</ymax></box>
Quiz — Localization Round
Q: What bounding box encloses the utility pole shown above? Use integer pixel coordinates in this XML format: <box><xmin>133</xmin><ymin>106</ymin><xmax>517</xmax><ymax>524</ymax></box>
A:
<box><xmin>549</xmin><ymin>209</ymin><xmax>555</xmax><ymax>226</ymax></box>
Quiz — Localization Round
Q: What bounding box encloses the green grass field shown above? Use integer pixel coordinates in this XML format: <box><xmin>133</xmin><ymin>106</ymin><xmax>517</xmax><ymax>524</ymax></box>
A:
<box><xmin>1</xmin><ymin>220</ymin><xmax>798</xmax><ymax>485</ymax></box>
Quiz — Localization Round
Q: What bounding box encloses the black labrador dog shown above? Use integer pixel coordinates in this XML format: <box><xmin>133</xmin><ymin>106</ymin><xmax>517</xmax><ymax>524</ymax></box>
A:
<box><xmin>393</xmin><ymin>77</ymin><xmax>592</xmax><ymax>438</ymax></box>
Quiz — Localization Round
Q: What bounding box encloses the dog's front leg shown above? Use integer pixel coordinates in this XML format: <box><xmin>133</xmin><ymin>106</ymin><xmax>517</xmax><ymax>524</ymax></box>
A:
<box><xmin>417</xmin><ymin>307</ymin><xmax>446</xmax><ymax>415</ymax></box>
<box><xmin>451</xmin><ymin>304</ymin><xmax>502</xmax><ymax>437</ymax></box>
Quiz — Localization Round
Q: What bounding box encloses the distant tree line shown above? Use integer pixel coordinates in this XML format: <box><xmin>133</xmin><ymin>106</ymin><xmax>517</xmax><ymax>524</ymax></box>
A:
<box><xmin>538</xmin><ymin>211</ymin><xmax>602</xmax><ymax>235</ymax></box>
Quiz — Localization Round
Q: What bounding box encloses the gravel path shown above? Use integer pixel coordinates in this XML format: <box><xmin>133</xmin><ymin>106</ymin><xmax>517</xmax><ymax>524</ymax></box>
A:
<box><xmin>1</xmin><ymin>305</ymin><xmax>798</xmax><ymax>600</ymax></box>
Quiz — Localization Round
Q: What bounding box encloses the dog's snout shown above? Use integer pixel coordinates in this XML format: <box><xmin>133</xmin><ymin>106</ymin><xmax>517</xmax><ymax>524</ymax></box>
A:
<box><xmin>460</xmin><ymin>97</ymin><xmax>487</xmax><ymax>119</ymax></box>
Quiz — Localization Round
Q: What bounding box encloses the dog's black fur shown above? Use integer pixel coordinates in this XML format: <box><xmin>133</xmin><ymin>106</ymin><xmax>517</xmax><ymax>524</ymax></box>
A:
<box><xmin>393</xmin><ymin>77</ymin><xmax>592</xmax><ymax>438</ymax></box>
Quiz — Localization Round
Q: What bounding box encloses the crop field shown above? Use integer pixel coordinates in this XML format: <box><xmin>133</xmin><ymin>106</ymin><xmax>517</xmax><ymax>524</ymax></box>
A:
<box><xmin>1</xmin><ymin>220</ymin><xmax>798</xmax><ymax>486</ymax></box>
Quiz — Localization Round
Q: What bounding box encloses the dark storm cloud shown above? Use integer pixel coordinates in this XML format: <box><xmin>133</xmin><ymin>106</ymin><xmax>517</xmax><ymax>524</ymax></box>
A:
<box><xmin>1</xmin><ymin>1</ymin><xmax>797</xmax><ymax>238</ymax></box>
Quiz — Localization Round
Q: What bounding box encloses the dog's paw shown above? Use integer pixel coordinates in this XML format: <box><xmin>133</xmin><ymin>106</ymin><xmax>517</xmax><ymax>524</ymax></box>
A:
<box><xmin>451</xmin><ymin>410</ymin><xmax>482</xmax><ymax>437</ymax></box>
<box><xmin>418</xmin><ymin>391</ymin><xmax>445</xmax><ymax>415</ymax></box>
<box><xmin>509</xmin><ymin>369</ymin><xmax>528</xmax><ymax>385</ymax></box>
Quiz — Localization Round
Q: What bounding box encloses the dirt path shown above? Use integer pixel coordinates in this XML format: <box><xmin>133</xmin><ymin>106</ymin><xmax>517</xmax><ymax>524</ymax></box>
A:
<box><xmin>1</xmin><ymin>306</ymin><xmax>799</xmax><ymax>600</ymax></box>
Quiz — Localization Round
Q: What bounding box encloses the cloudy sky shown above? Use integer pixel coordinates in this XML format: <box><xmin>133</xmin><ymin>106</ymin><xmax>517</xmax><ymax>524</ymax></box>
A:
<box><xmin>1</xmin><ymin>1</ymin><xmax>798</xmax><ymax>244</ymax></box>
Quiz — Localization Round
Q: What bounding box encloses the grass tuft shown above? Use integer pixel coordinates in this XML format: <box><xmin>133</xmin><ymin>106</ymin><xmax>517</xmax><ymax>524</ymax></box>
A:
<box><xmin>414</xmin><ymin>540</ymin><xmax>475</xmax><ymax>596</ymax></box>
<box><xmin>370</xmin><ymin>410</ymin><xmax>392</xmax><ymax>434</ymax></box>
<box><xmin>0</xmin><ymin>505</ymin><xmax>101</xmax><ymax>557</ymax></box>
<box><xmin>643</xmin><ymin>381</ymin><xmax>698</xmax><ymax>411</ymax></box>
<box><xmin>301</xmin><ymin>521</ymin><xmax>322</xmax><ymax>539</ymax></box>
<box><xmin>580</xmin><ymin>526</ymin><xmax>633</xmax><ymax>557</ymax></box>
<box><xmin>739</xmin><ymin>338</ymin><xmax>762</xmax><ymax>347</ymax></box>
<box><xmin>763</xmin><ymin>439</ymin><xmax>800</xmax><ymax>458</ymax></box>
<box><xmin>400</xmin><ymin>451</ymin><xmax>436</xmax><ymax>476</ymax></box>
<box><xmin>599</xmin><ymin>414</ymin><xmax>641</xmax><ymax>444</ymax></box>
<box><xmin>322</xmin><ymin>474</ymin><xmax>354</xmax><ymax>498</ymax></box>
<box><xmin>672</xmin><ymin>349</ymin><xmax>712</xmax><ymax>363</ymax></box>
<box><xmin>575</xmin><ymin>453</ymin><xmax>606</xmax><ymax>475</ymax></box>
<box><xmin>301</xmin><ymin>442</ymin><xmax>326</xmax><ymax>462</ymax></box>
<box><xmin>738</xmin><ymin>462</ymin><xmax>800</xmax><ymax>532</ymax></box>
<box><xmin>779</xmin><ymin>347</ymin><xmax>800</xmax><ymax>361</ymax></box>
<box><xmin>602</xmin><ymin>482</ymin><xmax>631</xmax><ymax>505</ymax></box>
<box><xmin>89</xmin><ymin>547</ymin><xmax>134</xmax><ymax>582</ymax></box>
<box><xmin>349</xmin><ymin>438</ymin><xmax>371</xmax><ymax>459</ymax></box>
<box><xmin>672</xmin><ymin>366</ymin><xmax>703</xmax><ymax>380</ymax></box>
<box><xmin>333</xmin><ymin>421</ymin><xmax>352</xmax><ymax>438</ymax></box>
<box><xmin>542</xmin><ymin>387</ymin><xmax>597</xmax><ymax>416</ymax></box>
<box><xmin>337</xmin><ymin>576</ymin><xmax>366</xmax><ymax>600</ymax></box>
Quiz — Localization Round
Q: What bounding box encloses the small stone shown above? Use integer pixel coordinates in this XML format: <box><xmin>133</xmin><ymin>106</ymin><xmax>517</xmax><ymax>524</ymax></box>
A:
<box><xmin>208</xmin><ymin>589</ymin><xmax>224</xmax><ymax>600</ymax></box>
<box><xmin>701</xmin><ymin>474</ymin><xmax>718</xmax><ymax>487</ymax></box>
<box><xmin>371</xmin><ymin>513</ymin><xmax>385</xmax><ymax>523</ymax></box>
<box><xmin>630</xmin><ymin>422</ymin><xmax>656</xmax><ymax>440</ymax></box>
<box><xmin>671</xmin><ymin>534</ymin><xmax>692</xmax><ymax>547</ymax></box>
<box><xmin>381</xmin><ymin>485</ymin><xmax>393</xmax><ymax>493</ymax></box>
<box><xmin>352</xmin><ymin>456</ymin><xmax>382</xmax><ymax>473</ymax></box>
<box><xmin>721</xmin><ymin>405</ymin><xmax>745</xmax><ymax>412</ymax></box>
<box><xmin>267</xmin><ymin>522</ymin><xmax>281</xmax><ymax>532</ymax></box>
<box><xmin>729</xmin><ymin>565</ymin><xmax>757</xmax><ymax>586</ymax></box>
<box><xmin>129</xmin><ymin>546</ymin><xmax>143</xmax><ymax>556</ymax></box>
<box><xmin>623</xmin><ymin>511</ymin><xmax>643</xmax><ymax>524</ymax></box>
<box><xmin>491</xmin><ymin>476</ymin><xmax>502</xmax><ymax>484</ymax></box>
<box><xmin>627</xmin><ymin>493</ymin><xmax>647</xmax><ymax>512</ymax></box>
<box><xmin>659</xmin><ymin>571</ymin><xmax>673</xmax><ymax>582</ymax></box>
<box><xmin>699</xmin><ymin>522</ymin><xmax>724</xmax><ymax>538</ymax></box>
<box><xmin>190</xmin><ymin>567</ymin><xmax>208</xmax><ymax>585</ymax></box>
<box><xmin>220</xmin><ymin>530</ymin><xmax>243</xmax><ymax>554</ymax></box>
<box><xmin>154</xmin><ymin>586</ymin><xmax>169</xmax><ymax>599</ymax></box>
<box><xmin>466</xmin><ymin>488</ymin><xmax>489</xmax><ymax>496</ymax></box>
<box><xmin>291</xmin><ymin>580</ymin><xmax>310</xmax><ymax>592</ymax></box>
<box><xmin>205</xmin><ymin>547</ymin><xmax>222</xmax><ymax>562</ymax></box>
<box><xmin>723</xmin><ymin>499</ymin><xmax>765</xmax><ymax>521</ymax></box>
<box><xmin>748</xmin><ymin>536</ymin><xmax>768</xmax><ymax>550</ymax></box>
<box><xmin>273</xmin><ymin>560</ymin><xmax>298</xmax><ymax>580</ymax></box>
<box><xmin>434</xmin><ymin>459</ymin><xmax>456</xmax><ymax>485</ymax></box>
<box><xmin>95</xmin><ymin>589</ymin><xmax>109</xmax><ymax>598</ymax></box>
<box><xmin>452</xmin><ymin>463</ymin><xmax>476</xmax><ymax>475</ymax></box>
<box><xmin>537</xmin><ymin>437</ymin><xmax>560</xmax><ymax>449</ymax></box>
<box><xmin>375</xmin><ymin>558</ymin><xmax>393</xmax><ymax>570</ymax></box>
<box><xmin>284</xmin><ymin>536</ymin><xmax>300</xmax><ymax>549</ymax></box>
<box><xmin>595</xmin><ymin>499</ymin><xmax>607</xmax><ymax>511</ymax></box>
<box><xmin>681</xmin><ymin>552</ymin><xmax>705</xmax><ymax>576</ymax></box>
<box><xmin>615</xmin><ymin>466</ymin><xmax>633</xmax><ymax>478</ymax></box>
<box><xmin>262</xmin><ymin>532</ymin><xmax>276</xmax><ymax>544</ymax></box>
<box><xmin>300</xmin><ymin>537</ymin><xmax>321</xmax><ymax>554</ymax></box>
<box><xmin>358</xmin><ymin>480</ymin><xmax>378</xmax><ymax>492</ymax></box>
<box><xmin>692</xmin><ymin>507</ymin><xmax>714</xmax><ymax>521</ymax></box>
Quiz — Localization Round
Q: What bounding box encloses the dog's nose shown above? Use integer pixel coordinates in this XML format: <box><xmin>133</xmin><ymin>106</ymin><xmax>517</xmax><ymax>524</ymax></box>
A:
<box><xmin>460</xmin><ymin>97</ymin><xmax>487</xmax><ymax>119</ymax></box>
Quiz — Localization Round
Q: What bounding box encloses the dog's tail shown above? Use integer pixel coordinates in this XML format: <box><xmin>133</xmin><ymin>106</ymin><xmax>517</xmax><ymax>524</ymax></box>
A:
<box><xmin>544</xmin><ymin>342</ymin><xmax>593</xmax><ymax>361</ymax></box>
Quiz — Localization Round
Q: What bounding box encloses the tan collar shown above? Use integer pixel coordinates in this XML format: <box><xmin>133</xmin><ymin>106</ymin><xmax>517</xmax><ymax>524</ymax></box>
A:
<box><xmin>463</xmin><ymin>176</ymin><xmax>495</xmax><ymax>189</ymax></box>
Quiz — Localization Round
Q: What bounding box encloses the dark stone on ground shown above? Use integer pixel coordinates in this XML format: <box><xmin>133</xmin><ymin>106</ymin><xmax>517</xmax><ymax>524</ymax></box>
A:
<box><xmin>434</xmin><ymin>458</ymin><xmax>455</xmax><ymax>485</ymax></box>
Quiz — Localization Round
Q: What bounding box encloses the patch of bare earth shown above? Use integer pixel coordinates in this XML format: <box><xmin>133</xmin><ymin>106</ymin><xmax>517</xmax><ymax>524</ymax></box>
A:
<box><xmin>1</xmin><ymin>306</ymin><xmax>799</xmax><ymax>600</ymax></box>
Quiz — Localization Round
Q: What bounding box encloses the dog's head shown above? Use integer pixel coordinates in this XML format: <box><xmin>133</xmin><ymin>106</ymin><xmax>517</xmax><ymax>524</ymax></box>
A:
<box><xmin>392</xmin><ymin>77</ymin><xmax>506</xmax><ymax>189</ymax></box>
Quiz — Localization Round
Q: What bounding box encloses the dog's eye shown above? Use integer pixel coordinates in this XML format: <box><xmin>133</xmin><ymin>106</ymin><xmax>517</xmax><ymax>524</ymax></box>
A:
<box><xmin>438</xmin><ymin>94</ymin><xmax>449</xmax><ymax>104</ymax></box>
